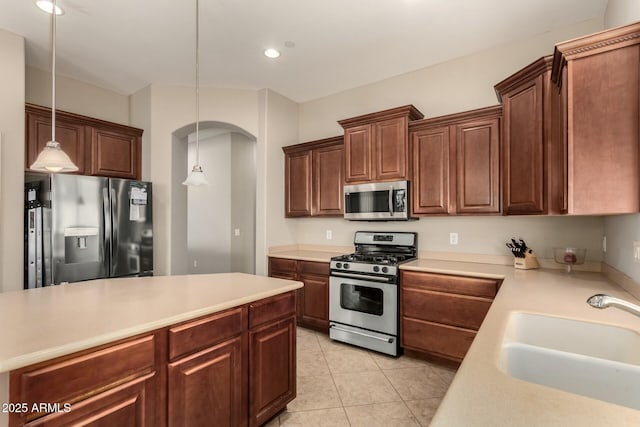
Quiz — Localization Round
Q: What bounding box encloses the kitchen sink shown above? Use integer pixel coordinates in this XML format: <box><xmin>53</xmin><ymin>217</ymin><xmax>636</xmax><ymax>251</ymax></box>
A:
<box><xmin>500</xmin><ymin>312</ymin><xmax>640</xmax><ymax>410</ymax></box>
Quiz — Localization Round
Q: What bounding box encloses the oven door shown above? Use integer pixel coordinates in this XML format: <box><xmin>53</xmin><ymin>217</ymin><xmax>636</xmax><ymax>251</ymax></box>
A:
<box><xmin>329</xmin><ymin>274</ymin><xmax>398</xmax><ymax>335</ymax></box>
<box><xmin>344</xmin><ymin>180</ymin><xmax>408</xmax><ymax>220</ymax></box>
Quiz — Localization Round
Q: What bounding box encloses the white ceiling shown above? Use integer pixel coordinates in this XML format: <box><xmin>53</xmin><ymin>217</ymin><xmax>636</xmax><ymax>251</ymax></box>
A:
<box><xmin>0</xmin><ymin>0</ymin><xmax>607</xmax><ymax>103</ymax></box>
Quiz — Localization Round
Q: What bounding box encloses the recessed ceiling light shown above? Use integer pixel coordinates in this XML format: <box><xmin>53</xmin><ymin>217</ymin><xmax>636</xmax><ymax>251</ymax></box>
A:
<box><xmin>35</xmin><ymin>0</ymin><xmax>65</xmax><ymax>15</ymax></box>
<box><xmin>264</xmin><ymin>48</ymin><xmax>281</xmax><ymax>59</ymax></box>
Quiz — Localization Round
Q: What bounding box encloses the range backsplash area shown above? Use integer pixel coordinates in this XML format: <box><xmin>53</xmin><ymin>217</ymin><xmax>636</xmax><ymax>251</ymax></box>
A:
<box><xmin>293</xmin><ymin>215</ymin><xmax>604</xmax><ymax>264</ymax></box>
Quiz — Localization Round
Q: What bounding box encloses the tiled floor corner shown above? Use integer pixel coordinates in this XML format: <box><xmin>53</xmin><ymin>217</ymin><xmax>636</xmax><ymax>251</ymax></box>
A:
<box><xmin>267</xmin><ymin>327</ymin><xmax>456</xmax><ymax>426</ymax></box>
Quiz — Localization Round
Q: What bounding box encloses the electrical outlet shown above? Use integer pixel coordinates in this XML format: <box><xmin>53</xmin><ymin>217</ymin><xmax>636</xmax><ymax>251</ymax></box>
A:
<box><xmin>602</xmin><ymin>236</ymin><xmax>607</xmax><ymax>253</ymax></box>
<box><xmin>326</xmin><ymin>230</ymin><xmax>333</xmax><ymax>240</ymax></box>
<box><xmin>234</xmin><ymin>228</ymin><xmax>241</xmax><ymax>236</ymax></box>
<box><xmin>449</xmin><ymin>232</ymin><xmax>458</xmax><ymax>245</ymax></box>
<box><xmin>634</xmin><ymin>241</ymin><xmax>640</xmax><ymax>263</ymax></box>
<box><xmin>193</xmin><ymin>260</ymin><xmax>198</xmax><ymax>268</ymax></box>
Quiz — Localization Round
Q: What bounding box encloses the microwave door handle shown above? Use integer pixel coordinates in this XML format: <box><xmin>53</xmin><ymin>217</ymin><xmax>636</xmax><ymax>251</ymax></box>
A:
<box><xmin>388</xmin><ymin>187</ymin><xmax>394</xmax><ymax>216</ymax></box>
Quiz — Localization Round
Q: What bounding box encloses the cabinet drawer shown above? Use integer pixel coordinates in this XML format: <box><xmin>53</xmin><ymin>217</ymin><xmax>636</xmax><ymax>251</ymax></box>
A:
<box><xmin>169</xmin><ymin>307</ymin><xmax>246</xmax><ymax>361</ymax></box>
<box><xmin>11</xmin><ymin>335</ymin><xmax>155</xmax><ymax>412</ymax></box>
<box><xmin>298</xmin><ymin>261</ymin><xmax>329</xmax><ymax>276</ymax></box>
<box><xmin>249</xmin><ymin>292</ymin><xmax>296</xmax><ymax>329</ymax></box>
<box><xmin>269</xmin><ymin>258</ymin><xmax>297</xmax><ymax>277</ymax></box>
<box><xmin>402</xmin><ymin>317</ymin><xmax>476</xmax><ymax>361</ymax></box>
<box><xmin>402</xmin><ymin>271</ymin><xmax>499</xmax><ymax>298</ymax></box>
<box><xmin>402</xmin><ymin>288</ymin><xmax>492</xmax><ymax>330</ymax></box>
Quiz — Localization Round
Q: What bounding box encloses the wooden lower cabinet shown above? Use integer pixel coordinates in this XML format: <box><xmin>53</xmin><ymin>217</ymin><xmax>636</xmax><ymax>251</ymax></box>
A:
<box><xmin>9</xmin><ymin>293</ymin><xmax>298</xmax><ymax>427</ymax></box>
<box><xmin>400</xmin><ymin>271</ymin><xmax>500</xmax><ymax>363</ymax></box>
<box><xmin>249</xmin><ymin>316</ymin><xmax>296</xmax><ymax>427</ymax></box>
<box><xmin>168</xmin><ymin>337</ymin><xmax>244</xmax><ymax>427</ymax></box>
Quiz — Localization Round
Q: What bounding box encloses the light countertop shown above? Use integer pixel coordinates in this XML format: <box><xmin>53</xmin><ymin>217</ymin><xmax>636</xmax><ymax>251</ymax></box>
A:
<box><xmin>0</xmin><ymin>273</ymin><xmax>302</xmax><ymax>373</ymax></box>
<box><xmin>268</xmin><ymin>249</ymin><xmax>343</xmax><ymax>263</ymax></box>
<box><xmin>399</xmin><ymin>260</ymin><xmax>640</xmax><ymax>426</ymax></box>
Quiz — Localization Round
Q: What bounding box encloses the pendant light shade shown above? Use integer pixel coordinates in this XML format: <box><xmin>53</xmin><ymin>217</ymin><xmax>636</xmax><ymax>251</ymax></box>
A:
<box><xmin>31</xmin><ymin>0</ymin><xmax>78</xmax><ymax>173</ymax></box>
<box><xmin>183</xmin><ymin>0</ymin><xmax>208</xmax><ymax>186</ymax></box>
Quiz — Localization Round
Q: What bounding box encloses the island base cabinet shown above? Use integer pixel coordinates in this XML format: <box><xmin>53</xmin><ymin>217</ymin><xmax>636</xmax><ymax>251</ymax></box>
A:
<box><xmin>249</xmin><ymin>316</ymin><xmax>296</xmax><ymax>427</ymax></box>
<box><xmin>168</xmin><ymin>336</ymin><xmax>244</xmax><ymax>427</ymax></box>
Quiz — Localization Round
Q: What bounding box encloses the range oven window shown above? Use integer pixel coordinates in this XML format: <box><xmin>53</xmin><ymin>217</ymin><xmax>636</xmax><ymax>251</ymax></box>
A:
<box><xmin>340</xmin><ymin>283</ymin><xmax>384</xmax><ymax>316</ymax></box>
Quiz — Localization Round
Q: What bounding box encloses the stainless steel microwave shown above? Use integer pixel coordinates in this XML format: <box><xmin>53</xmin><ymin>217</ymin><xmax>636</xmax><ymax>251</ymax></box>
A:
<box><xmin>344</xmin><ymin>180</ymin><xmax>409</xmax><ymax>220</ymax></box>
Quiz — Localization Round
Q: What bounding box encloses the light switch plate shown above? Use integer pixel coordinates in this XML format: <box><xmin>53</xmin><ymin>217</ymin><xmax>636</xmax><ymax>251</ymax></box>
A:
<box><xmin>634</xmin><ymin>241</ymin><xmax>640</xmax><ymax>263</ymax></box>
<box><xmin>326</xmin><ymin>230</ymin><xmax>333</xmax><ymax>240</ymax></box>
<box><xmin>450</xmin><ymin>232</ymin><xmax>458</xmax><ymax>245</ymax></box>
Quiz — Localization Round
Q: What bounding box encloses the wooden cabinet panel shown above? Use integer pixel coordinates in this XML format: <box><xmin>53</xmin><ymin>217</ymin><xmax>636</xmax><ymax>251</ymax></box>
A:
<box><xmin>313</xmin><ymin>143</ymin><xmax>344</xmax><ymax>215</ymax></box>
<box><xmin>411</xmin><ymin>126</ymin><xmax>450</xmax><ymax>214</ymax></box>
<box><xmin>26</xmin><ymin>111</ymin><xmax>86</xmax><ymax>174</ymax></box>
<box><xmin>169</xmin><ymin>307</ymin><xmax>245</xmax><ymax>361</ymax></box>
<box><xmin>402</xmin><ymin>288</ymin><xmax>492</xmax><ymax>331</ymax></box>
<box><xmin>299</xmin><ymin>274</ymin><xmax>329</xmax><ymax>331</ymax></box>
<box><xmin>25</xmin><ymin>373</ymin><xmax>154</xmax><ymax>427</ymax></box>
<box><xmin>249</xmin><ymin>316</ymin><xmax>296</xmax><ymax>427</ymax></box>
<box><xmin>455</xmin><ymin>118</ymin><xmax>500</xmax><ymax>214</ymax></box>
<box><xmin>168</xmin><ymin>337</ymin><xmax>243</xmax><ymax>427</ymax></box>
<box><xmin>268</xmin><ymin>257</ymin><xmax>297</xmax><ymax>278</ymax></box>
<box><xmin>90</xmin><ymin>128</ymin><xmax>140</xmax><ymax>179</ymax></box>
<box><xmin>401</xmin><ymin>271</ymin><xmax>499</xmax><ymax>298</ymax></box>
<box><xmin>285</xmin><ymin>150</ymin><xmax>312</xmax><ymax>217</ymax></box>
<box><xmin>402</xmin><ymin>317</ymin><xmax>476</xmax><ymax>362</ymax></box>
<box><xmin>374</xmin><ymin>117</ymin><xmax>407</xmax><ymax>181</ymax></box>
<box><xmin>344</xmin><ymin>124</ymin><xmax>372</xmax><ymax>182</ymax></box>
<box><xmin>249</xmin><ymin>291</ymin><xmax>296</xmax><ymax>329</ymax></box>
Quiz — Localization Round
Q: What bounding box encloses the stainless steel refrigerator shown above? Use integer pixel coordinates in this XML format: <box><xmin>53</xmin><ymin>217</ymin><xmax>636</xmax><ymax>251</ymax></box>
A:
<box><xmin>25</xmin><ymin>173</ymin><xmax>153</xmax><ymax>287</ymax></box>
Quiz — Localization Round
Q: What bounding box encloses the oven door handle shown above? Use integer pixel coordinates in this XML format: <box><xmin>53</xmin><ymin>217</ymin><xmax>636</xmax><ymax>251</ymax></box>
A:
<box><xmin>330</xmin><ymin>325</ymin><xmax>394</xmax><ymax>344</ymax></box>
<box><xmin>331</xmin><ymin>272</ymin><xmax>392</xmax><ymax>283</ymax></box>
<box><xmin>388</xmin><ymin>187</ymin><xmax>394</xmax><ymax>216</ymax></box>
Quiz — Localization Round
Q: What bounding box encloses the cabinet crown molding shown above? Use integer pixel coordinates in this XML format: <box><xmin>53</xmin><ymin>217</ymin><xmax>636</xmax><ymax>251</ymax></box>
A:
<box><xmin>282</xmin><ymin>135</ymin><xmax>343</xmax><ymax>154</ymax></box>
<box><xmin>408</xmin><ymin>105</ymin><xmax>502</xmax><ymax>132</ymax></box>
<box><xmin>551</xmin><ymin>21</ymin><xmax>640</xmax><ymax>86</ymax></box>
<box><xmin>337</xmin><ymin>104</ymin><xmax>424</xmax><ymax>128</ymax></box>
<box><xmin>494</xmin><ymin>56</ymin><xmax>553</xmax><ymax>102</ymax></box>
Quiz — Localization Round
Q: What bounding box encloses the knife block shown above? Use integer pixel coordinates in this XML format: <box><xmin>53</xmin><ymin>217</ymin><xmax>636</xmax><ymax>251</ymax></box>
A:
<box><xmin>514</xmin><ymin>250</ymin><xmax>539</xmax><ymax>270</ymax></box>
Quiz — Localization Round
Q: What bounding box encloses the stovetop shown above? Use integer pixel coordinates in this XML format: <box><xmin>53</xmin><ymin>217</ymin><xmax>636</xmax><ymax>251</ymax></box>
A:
<box><xmin>331</xmin><ymin>253</ymin><xmax>414</xmax><ymax>266</ymax></box>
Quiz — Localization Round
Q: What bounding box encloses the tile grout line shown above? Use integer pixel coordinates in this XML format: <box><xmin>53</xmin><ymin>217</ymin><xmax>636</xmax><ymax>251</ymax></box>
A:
<box><xmin>320</xmin><ymin>330</ymin><xmax>353</xmax><ymax>426</ymax></box>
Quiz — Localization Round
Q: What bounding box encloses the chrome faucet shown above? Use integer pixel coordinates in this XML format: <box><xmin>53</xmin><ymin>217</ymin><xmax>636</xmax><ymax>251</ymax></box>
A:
<box><xmin>587</xmin><ymin>294</ymin><xmax>640</xmax><ymax>318</ymax></box>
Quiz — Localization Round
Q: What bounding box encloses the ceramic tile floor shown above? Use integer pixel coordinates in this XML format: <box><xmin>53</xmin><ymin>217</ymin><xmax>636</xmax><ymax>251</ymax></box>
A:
<box><xmin>264</xmin><ymin>327</ymin><xmax>457</xmax><ymax>427</ymax></box>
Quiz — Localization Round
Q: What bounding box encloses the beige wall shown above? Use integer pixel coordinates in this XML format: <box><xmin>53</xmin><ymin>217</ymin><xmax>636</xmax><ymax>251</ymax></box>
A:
<box><xmin>0</xmin><ymin>29</ymin><xmax>25</xmax><ymax>292</ymax></box>
<box><xmin>230</xmin><ymin>133</ymin><xmax>256</xmax><ymax>274</ymax></box>
<box><xmin>602</xmin><ymin>0</ymin><xmax>640</xmax><ymax>283</ymax></box>
<box><xmin>130</xmin><ymin>85</ymin><xmax>151</xmax><ymax>180</ymax></box>
<box><xmin>26</xmin><ymin>66</ymin><xmax>130</xmax><ymax>125</ymax></box>
<box><xmin>293</xmin><ymin>18</ymin><xmax>607</xmax><ymax>261</ymax></box>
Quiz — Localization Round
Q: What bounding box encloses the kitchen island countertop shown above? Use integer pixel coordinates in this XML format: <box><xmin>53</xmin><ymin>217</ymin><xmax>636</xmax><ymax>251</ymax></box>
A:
<box><xmin>399</xmin><ymin>259</ymin><xmax>640</xmax><ymax>426</ymax></box>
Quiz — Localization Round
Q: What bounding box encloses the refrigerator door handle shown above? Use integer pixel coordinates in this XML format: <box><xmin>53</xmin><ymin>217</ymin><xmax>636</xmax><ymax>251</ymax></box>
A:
<box><xmin>102</xmin><ymin>187</ymin><xmax>111</xmax><ymax>275</ymax></box>
<box><xmin>110</xmin><ymin>187</ymin><xmax>118</xmax><ymax>271</ymax></box>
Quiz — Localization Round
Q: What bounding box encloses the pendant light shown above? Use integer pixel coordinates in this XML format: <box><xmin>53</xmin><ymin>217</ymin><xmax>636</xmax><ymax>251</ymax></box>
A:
<box><xmin>183</xmin><ymin>0</ymin><xmax>208</xmax><ymax>186</ymax></box>
<box><xmin>30</xmin><ymin>0</ymin><xmax>78</xmax><ymax>173</ymax></box>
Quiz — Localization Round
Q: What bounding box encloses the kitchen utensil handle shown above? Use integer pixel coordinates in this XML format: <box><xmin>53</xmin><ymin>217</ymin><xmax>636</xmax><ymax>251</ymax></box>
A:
<box><xmin>331</xmin><ymin>272</ymin><xmax>392</xmax><ymax>283</ymax></box>
<box><xmin>330</xmin><ymin>325</ymin><xmax>393</xmax><ymax>343</ymax></box>
<box><xmin>388</xmin><ymin>187</ymin><xmax>394</xmax><ymax>216</ymax></box>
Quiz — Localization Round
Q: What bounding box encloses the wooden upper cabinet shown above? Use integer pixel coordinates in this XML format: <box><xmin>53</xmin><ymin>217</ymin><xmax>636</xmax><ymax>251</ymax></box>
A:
<box><xmin>284</xmin><ymin>150</ymin><xmax>312</xmax><ymax>217</ymax></box>
<box><xmin>455</xmin><ymin>117</ymin><xmax>500</xmax><ymax>214</ymax></box>
<box><xmin>495</xmin><ymin>56</ymin><xmax>552</xmax><ymax>215</ymax></box>
<box><xmin>283</xmin><ymin>136</ymin><xmax>344</xmax><ymax>218</ymax></box>
<box><xmin>550</xmin><ymin>22</ymin><xmax>640</xmax><ymax>215</ymax></box>
<box><xmin>25</xmin><ymin>104</ymin><xmax>143</xmax><ymax>180</ymax></box>
<box><xmin>410</xmin><ymin>106</ymin><xmax>502</xmax><ymax>216</ymax></box>
<box><xmin>26</xmin><ymin>108</ymin><xmax>86</xmax><ymax>174</ymax></box>
<box><xmin>313</xmin><ymin>142</ymin><xmax>344</xmax><ymax>216</ymax></box>
<box><xmin>339</xmin><ymin>105</ymin><xmax>424</xmax><ymax>183</ymax></box>
<box><xmin>91</xmin><ymin>128</ymin><xmax>141</xmax><ymax>179</ymax></box>
<box><xmin>411</xmin><ymin>126</ymin><xmax>451</xmax><ymax>214</ymax></box>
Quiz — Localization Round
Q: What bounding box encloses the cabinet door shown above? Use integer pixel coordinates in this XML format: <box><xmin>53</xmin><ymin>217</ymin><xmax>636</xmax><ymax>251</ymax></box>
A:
<box><xmin>312</xmin><ymin>144</ymin><xmax>344</xmax><ymax>216</ymax></box>
<box><xmin>25</xmin><ymin>373</ymin><xmax>154</xmax><ymax>427</ymax></box>
<box><xmin>503</xmin><ymin>76</ymin><xmax>545</xmax><ymax>214</ymax></box>
<box><xmin>168</xmin><ymin>336</ymin><xmax>243</xmax><ymax>427</ymax></box>
<box><xmin>374</xmin><ymin>117</ymin><xmax>407</xmax><ymax>181</ymax></box>
<box><xmin>455</xmin><ymin>118</ymin><xmax>500</xmax><ymax>214</ymax></box>
<box><xmin>299</xmin><ymin>273</ymin><xmax>329</xmax><ymax>331</ymax></box>
<box><xmin>249</xmin><ymin>316</ymin><xmax>296</xmax><ymax>427</ymax></box>
<box><xmin>26</xmin><ymin>112</ymin><xmax>85</xmax><ymax>174</ymax></box>
<box><xmin>344</xmin><ymin>124</ymin><xmax>372</xmax><ymax>183</ymax></box>
<box><xmin>90</xmin><ymin>128</ymin><xmax>140</xmax><ymax>180</ymax></box>
<box><xmin>411</xmin><ymin>126</ymin><xmax>451</xmax><ymax>214</ymax></box>
<box><xmin>285</xmin><ymin>150</ymin><xmax>312</xmax><ymax>217</ymax></box>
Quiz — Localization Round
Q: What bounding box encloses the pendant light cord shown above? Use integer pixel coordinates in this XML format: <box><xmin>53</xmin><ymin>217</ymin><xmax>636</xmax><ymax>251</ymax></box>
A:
<box><xmin>195</xmin><ymin>0</ymin><xmax>200</xmax><ymax>166</ymax></box>
<box><xmin>51</xmin><ymin>0</ymin><xmax>57</xmax><ymax>144</ymax></box>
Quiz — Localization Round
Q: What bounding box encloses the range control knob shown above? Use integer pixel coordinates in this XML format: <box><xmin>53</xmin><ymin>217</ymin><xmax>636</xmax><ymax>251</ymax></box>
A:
<box><xmin>381</xmin><ymin>266</ymin><xmax>388</xmax><ymax>273</ymax></box>
<box><xmin>373</xmin><ymin>266</ymin><xmax>380</xmax><ymax>273</ymax></box>
<box><xmin>336</xmin><ymin>262</ymin><xmax>342</xmax><ymax>268</ymax></box>
<box><xmin>343</xmin><ymin>263</ymin><xmax>350</xmax><ymax>269</ymax></box>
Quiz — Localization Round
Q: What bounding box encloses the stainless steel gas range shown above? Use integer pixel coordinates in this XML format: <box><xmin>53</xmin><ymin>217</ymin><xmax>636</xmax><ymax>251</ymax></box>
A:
<box><xmin>329</xmin><ymin>231</ymin><xmax>417</xmax><ymax>356</ymax></box>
